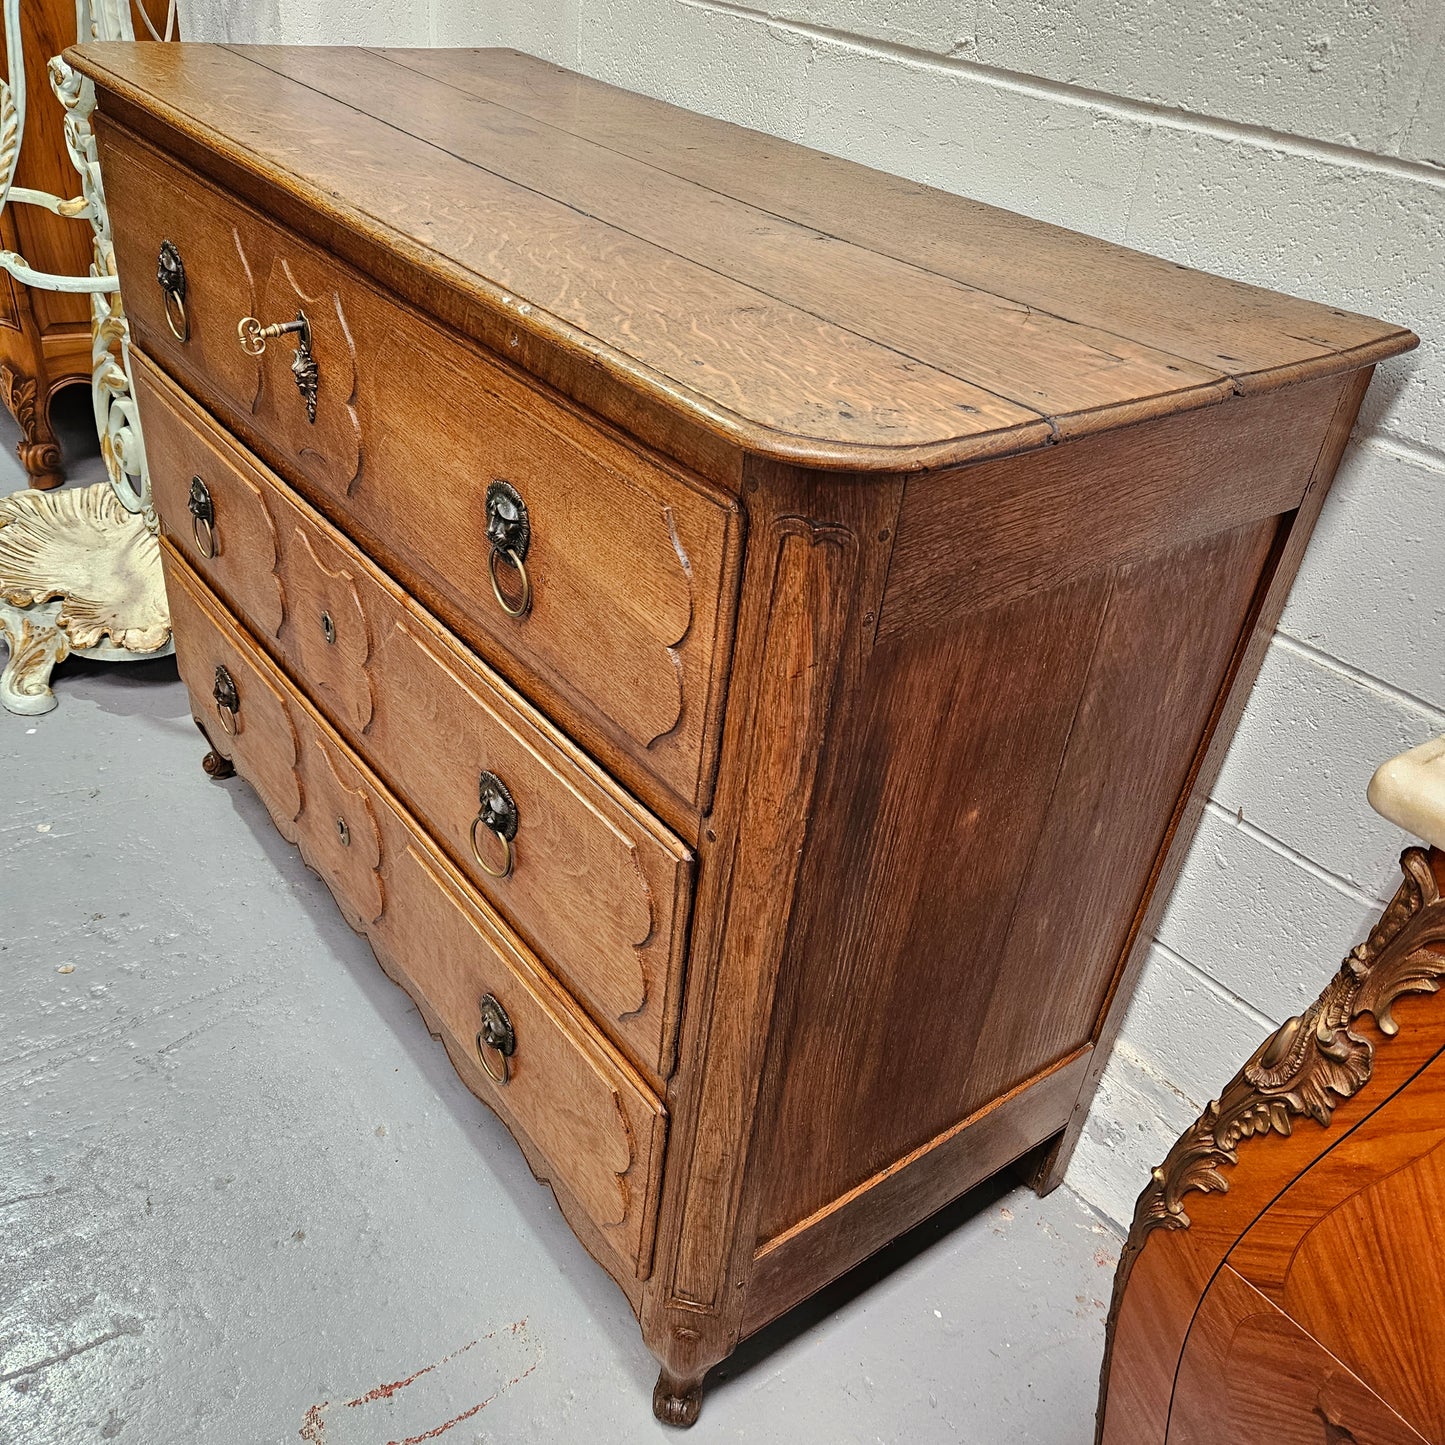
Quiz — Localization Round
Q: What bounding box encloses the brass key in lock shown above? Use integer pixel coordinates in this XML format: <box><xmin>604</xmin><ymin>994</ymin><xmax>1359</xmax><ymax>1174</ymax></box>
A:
<box><xmin>237</xmin><ymin>309</ymin><xmax>319</xmax><ymax>423</ymax></box>
<box><xmin>237</xmin><ymin>311</ymin><xmax>307</xmax><ymax>354</ymax></box>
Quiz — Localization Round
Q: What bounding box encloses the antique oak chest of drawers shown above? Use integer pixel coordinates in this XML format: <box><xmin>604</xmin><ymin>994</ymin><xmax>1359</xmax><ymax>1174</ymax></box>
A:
<box><xmin>72</xmin><ymin>42</ymin><xmax>1415</xmax><ymax>1425</ymax></box>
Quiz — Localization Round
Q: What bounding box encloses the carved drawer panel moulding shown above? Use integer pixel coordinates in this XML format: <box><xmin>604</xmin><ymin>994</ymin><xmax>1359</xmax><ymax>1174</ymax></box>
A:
<box><xmin>70</xmin><ymin>41</ymin><xmax>1417</xmax><ymax>1424</ymax></box>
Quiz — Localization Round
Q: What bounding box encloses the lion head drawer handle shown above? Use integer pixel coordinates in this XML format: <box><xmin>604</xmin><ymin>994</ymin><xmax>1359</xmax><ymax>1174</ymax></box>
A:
<box><xmin>212</xmin><ymin>664</ymin><xmax>240</xmax><ymax>737</ymax></box>
<box><xmin>470</xmin><ymin>770</ymin><xmax>518</xmax><ymax>880</ymax></box>
<box><xmin>476</xmin><ymin>993</ymin><xmax>516</xmax><ymax>1085</ymax></box>
<box><xmin>187</xmin><ymin>475</ymin><xmax>216</xmax><ymax>558</ymax></box>
<box><xmin>237</xmin><ymin>310</ymin><xmax>319</xmax><ymax>424</ymax></box>
<box><xmin>484</xmin><ymin>479</ymin><xmax>531</xmax><ymax>618</ymax></box>
<box><xmin>156</xmin><ymin>239</ymin><xmax>188</xmax><ymax>342</ymax></box>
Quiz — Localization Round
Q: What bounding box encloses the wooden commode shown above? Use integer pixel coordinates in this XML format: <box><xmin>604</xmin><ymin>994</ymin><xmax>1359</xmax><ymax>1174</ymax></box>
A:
<box><xmin>71</xmin><ymin>42</ymin><xmax>1417</xmax><ymax>1425</ymax></box>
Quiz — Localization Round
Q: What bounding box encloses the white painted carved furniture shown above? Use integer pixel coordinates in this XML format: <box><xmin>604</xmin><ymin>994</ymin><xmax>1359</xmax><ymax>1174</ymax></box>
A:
<box><xmin>1098</xmin><ymin>738</ymin><xmax>1445</xmax><ymax>1444</ymax></box>
<box><xmin>0</xmin><ymin>0</ymin><xmax>172</xmax><ymax>713</ymax></box>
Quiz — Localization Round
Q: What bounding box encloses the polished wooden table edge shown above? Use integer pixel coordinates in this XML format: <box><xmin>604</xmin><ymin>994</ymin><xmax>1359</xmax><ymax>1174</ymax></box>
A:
<box><xmin>66</xmin><ymin>43</ymin><xmax>1420</xmax><ymax>479</ymax></box>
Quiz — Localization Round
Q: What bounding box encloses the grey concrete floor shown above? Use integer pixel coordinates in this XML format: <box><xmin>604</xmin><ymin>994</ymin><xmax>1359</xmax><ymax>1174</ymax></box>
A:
<box><xmin>1</xmin><ymin>392</ymin><xmax>1122</xmax><ymax>1445</ymax></box>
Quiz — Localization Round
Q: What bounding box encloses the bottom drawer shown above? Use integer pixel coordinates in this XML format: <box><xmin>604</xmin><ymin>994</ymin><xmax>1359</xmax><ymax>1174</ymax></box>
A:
<box><xmin>164</xmin><ymin>544</ymin><xmax>667</xmax><ymax>1280</ymax></box>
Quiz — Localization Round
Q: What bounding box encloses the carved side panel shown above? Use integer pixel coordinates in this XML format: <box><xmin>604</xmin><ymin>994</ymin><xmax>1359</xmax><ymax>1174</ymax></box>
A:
<box><xmin>639</xmin><ymin>467</ymin><xmax>901</xmax><ymax>1412</ymax></box>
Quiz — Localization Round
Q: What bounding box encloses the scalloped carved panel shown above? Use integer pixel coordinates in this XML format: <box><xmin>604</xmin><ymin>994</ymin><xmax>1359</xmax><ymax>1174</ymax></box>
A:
<box><xmin>162</xmin><ymin>540</ymin><xmax>665</xmax><ymax>1279</ymax></box>
<box><xmin>296</xmin><ymin>730</ymin><xmax>385</xmax><ymax>929</ymax></box>
<box><xmin>369</xmin><ymin>616</ymin><xmax>690</xmax><ymax>1071</ymax></box>
<box><xmin>97</xmin><ymin>131</ymin><xmax>263</xmax><ymax>402</ymax></box>
<box><xmin>104</xmin><ymin>123</ymin><xmax>740</xmax><ymax>808</ymax></box>
<box><xmin>278</xmin><ymin>525</ymin><xmax>374</xmax><ymax>735</ymax></box>
<box><xmin>255</xmin><ymin>253</ymin><xmax>362</xmax><ymax>496</ymax></box>
<box><xmin>364</xmin><ymin>319</ymin><xmax>731</xmax><ymax>789</ymax></box>
<box><xmin>134</xmin><ymin>357</ymin><xmax>694</xmax><ymax>1077</ymax></box>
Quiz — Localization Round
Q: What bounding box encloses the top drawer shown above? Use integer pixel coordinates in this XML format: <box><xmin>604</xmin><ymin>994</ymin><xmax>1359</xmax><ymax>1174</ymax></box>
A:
<box><xmin>99</xmin><ymin>122</ymin><xmax>741</xmax><ymax>815</ymax></box>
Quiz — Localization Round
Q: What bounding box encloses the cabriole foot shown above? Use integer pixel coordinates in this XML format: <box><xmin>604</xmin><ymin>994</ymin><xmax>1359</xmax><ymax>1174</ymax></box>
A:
<box><xmin>202</xmin><ymin>748</ymin><xmax>235</xmax><ymax>780</ymax></box>
<box><xmin>194</xmin><ymin>716</ymin><xmax>235</xmax><ymax>778</ymax></box>
<box><xmin>652</xmin><ymin>1369</ymin><xmax>705</xmax><ymax>1428</ymax></box>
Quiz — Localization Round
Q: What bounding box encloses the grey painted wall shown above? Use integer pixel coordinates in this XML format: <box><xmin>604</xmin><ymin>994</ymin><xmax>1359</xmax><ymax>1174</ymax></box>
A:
<box><xmin>179</xmin><ymin>0</ymin><xmax>1445</xmax><ymax>1227</ymax></box>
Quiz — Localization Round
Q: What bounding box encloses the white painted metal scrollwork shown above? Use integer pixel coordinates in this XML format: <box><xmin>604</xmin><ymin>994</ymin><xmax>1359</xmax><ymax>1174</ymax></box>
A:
<box><xmin>0</xmin><ymin>0</ymin><xmax>176</xmax><ymax>712</ymax></box>
<box><xmin>0</xmin><ymin>0</ymin><xmax>177</xmax><ymax>518</ymax></box>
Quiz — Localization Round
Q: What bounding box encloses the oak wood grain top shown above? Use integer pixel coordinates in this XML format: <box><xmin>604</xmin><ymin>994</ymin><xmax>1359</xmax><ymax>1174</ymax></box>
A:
<box><xmin>70</xmin><ymin>43</ymin><xmax>1417</xmax><ymax>472</ymax></box>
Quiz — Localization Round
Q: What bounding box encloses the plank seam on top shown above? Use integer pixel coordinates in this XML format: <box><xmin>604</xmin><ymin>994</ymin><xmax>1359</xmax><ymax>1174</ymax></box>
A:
<box><xmin>223</xmin><ymin>45</ymin><xmax>1079</xmax><ymax>432</ymax></box>
<box><xmin>69</xmin><ymin>45</ymin><xmax>1416</xmax><ymax>471</ymax></box>
<box><xmin>228</xmin><ymin>49</ymin><xmax>1244</xmax><ymax>431</ymax></box>
<box><xmin>365</xmin><ymin>48</ymin><xmax>1413</xmax><ymax>382</ymax></box>
<box><xmin>361</xmin><ymin>45</ymin><xmax>1239</xmax><ymax>391</ymax></box>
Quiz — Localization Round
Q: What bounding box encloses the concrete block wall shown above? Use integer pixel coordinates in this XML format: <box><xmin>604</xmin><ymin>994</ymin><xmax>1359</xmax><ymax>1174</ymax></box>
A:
<box><xmin>177</xmin><ymin>0</ymin><xmax>1445</xmax><ymax>1228</ymax></box>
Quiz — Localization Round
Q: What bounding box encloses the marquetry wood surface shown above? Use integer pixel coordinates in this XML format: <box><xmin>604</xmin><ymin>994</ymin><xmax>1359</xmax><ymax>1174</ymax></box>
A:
<box><xmin>140</xmin><ymin>354</ymin><xmax>694</xmax><ymax>1084</ymax></box>
<box><xmin>1099</xmin><ymin>850</ymin><xmax>1445</xmax><ymax>1445</ymax></box>
<box><xmin>69</xmin><ymin>44</ymin><xmax>1415</xmax><ymax>474</ymax></box>
<box><xmin>103</xmin><ymin>129</ymin><xmax>741</xmax><ymax>819</ymax></box>
<box><xmin>1167</xmin><ymin>1266</ymin><xmax>1428</xmax><ymax>1445</ymax></box>
<box><xmin>1227</xmin><ymin>1050</ymin><xmax>1445</xmax><ymax>1441</ymax></box>
<box><xmin>166</xmin><ymin>548</ymin><xmax>669</xmax><ymax>1280</ymax></box>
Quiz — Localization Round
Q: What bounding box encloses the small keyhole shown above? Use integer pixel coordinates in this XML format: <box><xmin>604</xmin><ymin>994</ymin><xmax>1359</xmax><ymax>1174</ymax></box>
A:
<box><xmin>335</xmin><ymin>816</ymin><xmax>350</xmax><ymax>847</ymax></box>
<box><xmin>321</xmin><ymin>612</ymin><xmax>336</xmax><ymax>645</ymax></box>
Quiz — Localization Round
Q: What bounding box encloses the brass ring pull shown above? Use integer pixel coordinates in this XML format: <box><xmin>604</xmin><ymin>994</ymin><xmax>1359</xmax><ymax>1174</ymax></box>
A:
<box><xmin>470</xmin><ymin>813</ymin><xmax>514</xmax><ymax>879</ymax></box>
<box><xmin>156</xmin><ymin>240</ymin><xmax>188</xmax><ymax>343</ymax></box>
<box><xmin>163</xmin><ymin>289</ymin><xmax>189</xmax><ymax>342</ymax></box>
<box><xmin>485</xmin><ymin>480</ymin><xmax>531</xmax><ymax>618</ymax></box>
<box><xmin>188</xmin><ymin>476</ymin><xmax>216</xmax><ymax>559</ymax></box>
<box><xmin>471</xmin><ymin>771</ymin><xmax>518</xmax><ymax>880</ymax></box>
<box><xmin>488</xmin><ymin>545</ymin><xmax>531</xmax><ymax>618</ymax></box>
<box><xmin>476</xmin><ymin>1030</ymin><xmax>509</xmax><ymax>1084</ymax></box>
<box><xmin>476</xmin><ymin>993</ymin><xmax>516</xmax><ymax>1085</ymax></box>
<box><xmin>212</xmin><ymin>664</ymin><xmax>239</xmax><ymax>737</ymax></box>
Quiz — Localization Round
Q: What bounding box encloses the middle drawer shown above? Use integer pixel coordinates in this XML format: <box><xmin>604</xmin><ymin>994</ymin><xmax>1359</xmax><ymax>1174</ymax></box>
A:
<box><xmin>138</xmin><ymin>352</ymin><xmax>693</xmax><ymax>1083</ymax></box>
